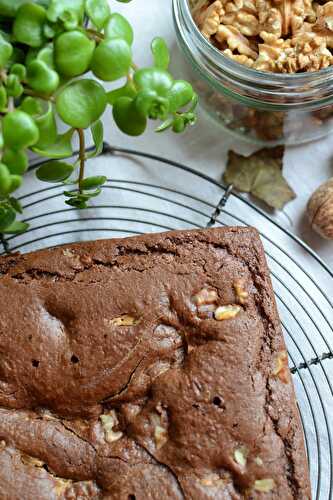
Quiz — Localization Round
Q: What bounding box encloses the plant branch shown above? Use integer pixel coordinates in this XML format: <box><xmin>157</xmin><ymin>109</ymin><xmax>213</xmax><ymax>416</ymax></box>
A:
<box><xmin>23</xmin><ymin>88</ymin><xmax>56</xmax><ymax>102</ymax></box>
<box><xmin>77</xmin><ymin>128</ymin><xmax>85</xmax><ymax>193</ymax></box>
<box><xmin>85</xmin><ymin>28</ymin><xmax>104</xmax><ymax>42</ymax></box>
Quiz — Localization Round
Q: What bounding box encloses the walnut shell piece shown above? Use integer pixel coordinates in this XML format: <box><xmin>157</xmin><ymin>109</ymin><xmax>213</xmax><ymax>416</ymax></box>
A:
<box><xmin>307</xmin><ymin>178</ymin><xmax>333</xmax><ymax>240</ymax></box>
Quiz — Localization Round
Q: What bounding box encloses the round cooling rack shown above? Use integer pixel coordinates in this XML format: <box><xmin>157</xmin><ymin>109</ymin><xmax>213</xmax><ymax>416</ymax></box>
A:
<box><xmin>1</xmin><ymin>143</ymin><xmax>332</xmax><ymax>499</ymax></box>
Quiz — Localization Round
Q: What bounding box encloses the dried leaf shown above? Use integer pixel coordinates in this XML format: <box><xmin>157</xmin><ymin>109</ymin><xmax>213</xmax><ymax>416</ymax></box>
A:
<box><xmin>223</xmin><ymin>147</ymin><xmax>296</xmax><ymax>210</ymax></box>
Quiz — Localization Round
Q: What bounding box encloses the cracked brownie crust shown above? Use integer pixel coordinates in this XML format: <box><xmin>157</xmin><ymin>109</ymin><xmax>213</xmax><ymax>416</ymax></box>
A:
<box><xmin>0</xmin><ymin>227</ymin><xmax>311</xmax><ymax>499</ymax></box>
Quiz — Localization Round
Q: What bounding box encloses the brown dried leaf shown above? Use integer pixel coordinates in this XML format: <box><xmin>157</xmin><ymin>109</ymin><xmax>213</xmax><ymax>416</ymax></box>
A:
<box><xmin>223</xmin><ymin>147</ymin><xmax>296</xmax><ymax>209</ymax></box>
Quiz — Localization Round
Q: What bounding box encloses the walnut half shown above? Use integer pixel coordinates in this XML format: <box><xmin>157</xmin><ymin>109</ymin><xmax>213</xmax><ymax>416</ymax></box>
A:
<box><xmin>100</xmin><ymin>411</ymin><xmax>123</xmax><ymax>443</ymax></box>
<box><xmin>214</xmin><ymin>304</ymin><xmax>242</xmax><ymax>320</ymax></box>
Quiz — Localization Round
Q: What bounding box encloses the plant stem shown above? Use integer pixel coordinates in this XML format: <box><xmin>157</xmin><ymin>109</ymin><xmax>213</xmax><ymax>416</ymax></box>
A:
<box><xmin>77</xmin><ymin>128</ymin><xmax>85</xmax><ymax>193</ymax></box>
<box><xmin>7</xmin><ymin>97</ymin><xmax>14</xmax><ymax>112</ymax></box>
<box><xmin>86</xmin><ymin>28</ymin><xmax>104</xmax><ymax>41</ymax></box>
<box><xmin>23</xmin><ymin>88</ymin><xmax>56</xmax><ymax>102</ymax></box>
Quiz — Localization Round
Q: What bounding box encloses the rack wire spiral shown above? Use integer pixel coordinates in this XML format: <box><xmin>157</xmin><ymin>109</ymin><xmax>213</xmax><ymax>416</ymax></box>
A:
<box><xmin>1</xmin><ymin>143</ymin><xmax>332</xmax><ymax>499</ymax></box>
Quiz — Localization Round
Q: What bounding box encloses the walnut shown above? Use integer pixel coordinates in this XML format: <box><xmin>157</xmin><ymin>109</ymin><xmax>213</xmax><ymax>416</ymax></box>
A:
<box><xmin>21</xmin><ymin>454</ymin><xmax>45</xmax><ymax>468</ymax></box>
<box><xmin>62</xmin><ymin>249</ymin><xmax>76</xmax><ymax>258</ymax></box>
<box><xmin>258</xmin><ymin>0</ymin><xmax>312</xmax><ymax>37</ymax></box>
<box><xmin>55</xmin><ymin>479</ymin><xmax>72</xmax><ymax>495</ymax></box>
<box><xmin>292</xmin><ymin>32</ymin><xmax>333</xmax><ymax>71</ymax></box>
<box><xmin>234</xmin><ymin>446</ymin><xmax>249</xmax><ymax>466</ymax></box>
<box><xmin>272</xmin><ymin>351</ymin><xmax>289</xmax><ymax>383</ymax></box>
<box><xmin>200</xmin><ymin>473</ymin><xmax>225</xmax><ymax>487</ymax></box>
<box><xmin>194</xmin><ymin>1</ymin><xmax>224</xmax><ymax>39</ymax></box>
<box><xmin>108</xmin><ymin>315</ymin><xmax>140</xmax><ymax>326</ymax></box>
<box><xmin>192</xmin><ymin>287</ymin><xmax>218</xmax><ymax>317</ymax></box>
<box><xmin>254</xmin><ymin>478</ymin><xmax>275</xmax><ymax>492</ymax></box>
<box><xmin>100</xmin><ymin>411</ymin><xmax>123</xmax><ymax>443</ymax></box>
<box><xmin>214</xmin><ymin>304</ymin><xmax>241</xmax><ymax>320</ymax></box>
<box><xmin>307</xmin><ymin>178</ymin><xmax>333</xmax><ymax>239</ymax></box>
<box><xmin>254</xmin><ymin>33</ymin><xmax>297</xmax><ymax>72</ymax></box>
<box><xmin>192</xmin><ymin>288</ymin><xmax>218</xmax><ymax>306</ymax></box>
<box><xmin>257</xmin><ymin>0</ymin><xmax>283</xmax><ymax>37</ymax></box>
<box><xmin>192</xmin><ymin>0</ymin><xmax>333</xmax><ymax>72</ymax></box>
<box><xmin>234</xmin><ymin>279</ymin><xmax>249</xmax><ymax>304</ymax></box>
<box><xmin>223</xmin><ymin>49</ymin><xmax>255</xmax><ymax>66</ymax></box>
<box><xmin>216</xmin><ymin>24</ymin><xmax>258</xmax><ymax>58</ymax></box>
<box><xmin>313</xmin><ymin>2</ymin><xmax>333</xmax><ymax>46</ymax></box>
<box><xmin>254</xmin><ymin>31</ymin><xmax>333</xmax><ymax>72</ymax></box>
<box><xmin>151</xmin><ymin>413</ymin><xmax>168</xmax><ymax>450</ymax></box>
<box><xmin>221</xmin><ymin>0</ymin><xmax>259</xmax><ymax>36</ymax></box>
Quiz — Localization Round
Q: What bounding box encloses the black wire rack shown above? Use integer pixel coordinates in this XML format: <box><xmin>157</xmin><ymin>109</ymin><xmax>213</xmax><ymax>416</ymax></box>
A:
<box><xmin>1</xmin><ymin>142</ymin><xmax>332</xmax><ymax>499</ymax></box>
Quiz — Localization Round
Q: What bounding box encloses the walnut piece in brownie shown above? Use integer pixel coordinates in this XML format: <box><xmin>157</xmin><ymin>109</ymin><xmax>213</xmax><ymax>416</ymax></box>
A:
<box><xmin>0</xmin><ymin>227</ymin><xmax>311</xmax><ymax>499</ymax></box>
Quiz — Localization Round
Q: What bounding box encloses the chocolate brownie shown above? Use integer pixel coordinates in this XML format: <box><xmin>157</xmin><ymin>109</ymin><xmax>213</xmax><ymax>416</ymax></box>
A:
<box><xmin>0</xmin><ymin>227</ymin><xmax>311</xmax><ymax>499</ymax></box>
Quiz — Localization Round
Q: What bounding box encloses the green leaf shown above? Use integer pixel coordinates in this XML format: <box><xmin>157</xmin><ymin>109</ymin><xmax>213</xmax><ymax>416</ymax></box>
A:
<box><xmin>10</xmin><ymin>63</ymin><xmax>26</xmax><ymax>81</ymax></box>
<box><xmin>80</xmin><ymin>175</ymin><xmax>107</xmax><ymax>190</ymax></box>
<box><xmin>47</xmin><ymin>0</ymin><xmax>85</xmax><ymax>23</ymax></box>
<box><xmin>87</xmin><ymin>120</ymin><xmax>104</xmax><ymax>158</ymax></box>
<box><xmin>107</xmin><ymin>80</ymin><xmax>137</xmax><ymax>105</ymax></box>
<box><xmin>8</xmin><ymin>174</ymin><xmax>22</xmax><ymax>194</ymax></box>
<box><xmin>64</xmin><ymin>188</ymin><xmax>101</xmax><ymax>199</ymax></box>
<box><xmin>59</xmin><ymin>9</ymin><xmax>79</xmax><ymax>30</ymax></box>
<box><xmin>134</xmin><ymin>90</ymin><xmax>169</xmax><ymax>120</ymax></box>
<box><xmin>151</xmin><ymin>37</ymin><xmax>170</xmax><ymax>70</ymax></box>
<box><xmin>36</xmin><ymin>160</ymin><xmax>74</xmax><ymax>183</ymax></box>
<box><xmin>0</xmin><ymin>203</ymin><xmax>15</xmax><ymax>231</ymax></box>
<box><xmin>104</xmin><ymin>13</ymin><xmax>133</xmax><ymax>45</ymax></box>
<box><xmin>3</xmin><ymin>111</ymin><xmax>40</xmax><ymax>150</ymax></box>
<box><xmin>2</xmin><ymin>149</ymin><xmax>28</xmax><ymax>175</ymax></box>
<box><xmin>2</xmin><ymin>220</ymin><xmax>29</xmax><ymax>234</ymax></box>
<box><xmin>13</xmin><ymin>3</ymin><xmax>47</xmax><ymax>48</ymax></box>
<box><xmin>27</xmin><ymin>60</ymin><xmax>60</xmax><ymax>95</ymax></box>
<box><xmin>167</xmin><ymin>80</ymin><xmax>194</xmax><ymax>112</ymax></box>
<box><xmin>223</xmin><ymin>148</ymin><xmax>296</xmax><ymax>210</ymax></box>
<box><xmin>56</xmin><ymin>79</ymin><xmax>107</xmax><ymax>129</ymax></box>
<box><xmin>34</xmin><ymin>103</ymin><xmax>58</xmax><ymax>149</ymax></box>
<box><xmin>32</xmin><ymin>128</ymin><xmax>74</xmax><ymax>158</ymax></box>
<box><xmin>54</xmin><ymin>31</ymin><xmax>95</xmax><ymax>78</ymax></box>
<box><xmin>0</xmin><ymin>34</ymin><xmax>12</xmax><ymax>69</ymax></box>
<box><xmin>19</xmin><ymin>96</ymin><xmax>44</xmax><ymax>116</ymax></box>
<box><xmin>9</xmin><ymin>197</ymin><xmax>23</xmax><ymax>214</ymax></box>
<box><xmin>37</xmin><ymin>46</ymin><xmax>55</xmax><ymax>68</ymax></box>
<box><xmin>0</xmin><ymin>163</ymin><xmax>11</xmax><ymax>196</ymax></box>
<box><xmin>113</xmin><ymin>97</ymin><xmax>147</xmax><ymax>136</ymax></box>
<box><xmin>172</xmin><ymin>116</ymin><xmax>185</xmax><ymax>133</ymax></box>
<box><xmin>0</xmin><ymin>0</ymin><xmax>30</xmax><ymax>17</ymax></box>
<box><xmin>134</xmin><ymin>68</ymin><xmax>173</xmax><ymax>97</ymax></box>
<box><xmin>86</xmin><ymin>0</ymin><xmax>111</xmax><ymax>29</ymax></box>
<box><xmin>0</xmin><ymin>84</ymin><xmax>7</xmax><ymax>111</ymax></box>
<box><xmin>91</xmin><ymin>38</ymin><xmax>132</xmax><ymax>82</ymax></box>
<box><xmin>5</xmin><ymin>74</ymin><xmax>23</xmax><ymax>98</ymax></box>
<box><xmin>0</xmin><ymin>0</ymin><xmax>50</xmax><ymax>17</ymax></box>
<box><xmin>6</xmin><ymin>47</ymin><xmax>25</xmax><ymax>67</ymax></box>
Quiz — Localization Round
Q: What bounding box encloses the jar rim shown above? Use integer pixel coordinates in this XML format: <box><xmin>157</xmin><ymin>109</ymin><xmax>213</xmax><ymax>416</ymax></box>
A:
<box><xmin>174</xmin><ymin>0</ymin><xmax>333</xmax><ymax>108</ymax></box>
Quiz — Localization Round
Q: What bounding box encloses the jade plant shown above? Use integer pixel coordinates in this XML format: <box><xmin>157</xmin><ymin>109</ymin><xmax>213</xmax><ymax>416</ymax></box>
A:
<box><xmin>0</xmin><ymin>0</ymin><xmax>198</xmax><ymax>234</ymax></box>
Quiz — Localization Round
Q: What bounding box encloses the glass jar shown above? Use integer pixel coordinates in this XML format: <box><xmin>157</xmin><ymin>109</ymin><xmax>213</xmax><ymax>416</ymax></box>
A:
<box><xmin>173</xmin><ymin>0</ymin><xmax>333</xmax><ymax>145</ymax></box>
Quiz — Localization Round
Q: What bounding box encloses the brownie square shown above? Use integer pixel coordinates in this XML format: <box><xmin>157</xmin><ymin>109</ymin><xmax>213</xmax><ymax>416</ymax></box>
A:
<box><xmin>0</xmin><ymin>228</ymin><xmax>311</xmax><ymax>499</ymax></box>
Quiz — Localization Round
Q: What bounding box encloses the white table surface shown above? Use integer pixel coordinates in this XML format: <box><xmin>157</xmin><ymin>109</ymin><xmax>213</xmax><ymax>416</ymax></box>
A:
<box><xmin>16</xmin><ymin>0</ymin><xmax>331</xmax><ymax>270</ymax></box>
<box><xmin>104</xmin><ymin>0</ymin><xmax>333</xmax><ymax>270</ymax></box>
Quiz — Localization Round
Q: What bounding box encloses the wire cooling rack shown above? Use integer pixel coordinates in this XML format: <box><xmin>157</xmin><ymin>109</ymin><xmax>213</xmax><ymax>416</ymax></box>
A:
<box><xmin>1</xmin><ymin>143</ymin><xmax>332</xmax><ymax>499</ymax></box>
